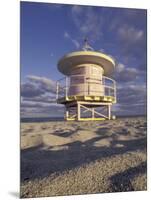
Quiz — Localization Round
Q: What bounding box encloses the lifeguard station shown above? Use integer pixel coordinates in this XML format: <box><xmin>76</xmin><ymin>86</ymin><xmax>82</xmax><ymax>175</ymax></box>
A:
<box><xmin>56</xmin><ymin>40</ymin><xmax>116</xmax><ymax>121</ymax></box>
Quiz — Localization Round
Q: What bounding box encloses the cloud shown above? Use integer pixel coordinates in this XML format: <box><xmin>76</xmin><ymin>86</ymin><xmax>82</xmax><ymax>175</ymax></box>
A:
<box><xmin>117</xmin><ymin>84</ymin><xmax>146</xmax><ymax>104</ymax></box>
<box><xmin>46</xmin><ymin>3</ymin><xmax>65</xmax><ymax>11</ymax></box>
<box><xmin>21</xmin><ymin>100</ymin><xmax>59</xmax><ymax>108</ymax></box>
<box><xmin>122</xmin><ymin>8</ymin><xmax>147</xmax><ymax>26</ymax></box>
<box><xmin>114</xmin><ymin>62</ymin><xmax>143</xmax><ymax>83</ymax></box>
<box><xmin>112</xmin><ymin>83</ymin><xmax>146</xmax><ymax>116</ymax></box>
<box><xmin>113</xmin><ymin>61</ymin><xmax>146</xmax><ymax>116</ymax></box>
<box><xmin>64</xmin><ymin>31</ymin><xmax>70</xmax><ymax>38</ymax></box>
<box><xmin>113</xmin><ymin>103</ymin><xmax>146</xmax><ymax>116</ymax></box>
<box><xmin>22</xmin><ymin>93</ymin><xmax>56</xmax><ymax>104</ymax></box>
<box><xmin>64</xmin><ymin>31</ymin><xmax>80</xmax><ymax>49</ymax></box>
<box><xmin>99</xmin><ymin>48</ymin><xmax>105</xmax><ymax>53</ymax></box>
<box><xmin>103</xmin><ymin>9</ymin><xmax>146</xmax><ymax>70</ymax></box>
<box><xmin>118</xmin><ymin>25</ymin><xmax>144</xmax><ymax>43</ymax></box>
<box><xmin>21</xmin><ymin>75</ymin><xmax>57</xmax><ymax>98</ymax></box>
<box><xmin>116</xmin><ymin>24</ymin><xmax>146</xmax><ymax>62</ymax></box>
<box><xmin>71</xmin><ymin>5</ymin><xmax>83</xmax><ymax>14</ymax></box>
<box><xmin>118</xmin><ymin>83</ymin><xmax>147</xmax><ymax>104</ymax></box>
<box><xmin>71</xmin><ymin>5</ymin><xmax>103</xmax><ymax>42</ymax></box>
<box><xmin>21</xmin><ymin>82</ymin><xmax>45</xmax><ymax>97</ymax></box>
<box><xmin>116</xmin><ymin>63</ymin><xmax>125</xmax><ymax>73</ymax></box>
<box><xmin>109</xmin><ymin>8</ymin><xmax>146</xmax><ymax>31</ymax></box>
<box><xmin>21</xmin><ymin>101</ymin><xmax>64</xmax><ymax>118</ymax></box>
<box><xmin>26</xmin><ymin>75</ymin><xmax>56</xmax><ymax>94</ymax></box>
<box><xmin>21</xmin><ymin>75</ymin><xmax>63</xmax><ymax>117</ymax></box>
<box><xmin>116</xmin><ymin>68</ymin><xmax>139</xmax><ymax>82</ymax></box>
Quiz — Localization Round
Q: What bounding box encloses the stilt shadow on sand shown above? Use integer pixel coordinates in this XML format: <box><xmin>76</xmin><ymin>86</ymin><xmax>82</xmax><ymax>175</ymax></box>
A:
<box><xmin>21</xmin><ymin>130</ymin><xmax>147</xmax><ymax>182</ymax></box>
<box><xmin>108</xmin><ymin>161</ymin><xmax>147</xmax><ymax>192</ymax></box>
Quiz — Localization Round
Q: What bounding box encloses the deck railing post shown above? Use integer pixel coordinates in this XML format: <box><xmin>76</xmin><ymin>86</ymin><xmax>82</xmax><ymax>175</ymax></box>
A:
<box><xmin>77</xmin><ymin>102</ymin><xmax>81</xmax><ymax>121</ymax></box>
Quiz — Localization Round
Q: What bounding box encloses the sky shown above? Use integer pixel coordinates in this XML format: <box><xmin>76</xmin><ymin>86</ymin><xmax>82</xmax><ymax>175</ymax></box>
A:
<box><xmin>20</xmin><ymin>1</ymin><xmax>147</xmax><ymax>118</ymax></box>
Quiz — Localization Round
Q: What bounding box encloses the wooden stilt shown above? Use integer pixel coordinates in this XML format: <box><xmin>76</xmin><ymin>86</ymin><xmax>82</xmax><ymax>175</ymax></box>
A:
<box><xmin>77</xmin><ymin>102</ymin><xmax>81</xmax><ymax>121</ymax></box>
<box><xmin>108</xmin><ymin>104</ymin><xmax>111</xmax><ymax>120</ymax></box>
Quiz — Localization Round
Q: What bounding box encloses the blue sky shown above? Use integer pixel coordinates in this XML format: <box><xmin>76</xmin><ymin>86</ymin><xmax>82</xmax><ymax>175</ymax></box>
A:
<box><xmin>21</xmin><ymin>1</ymin><xmax>147</xmax><ymax>117</ymax></box>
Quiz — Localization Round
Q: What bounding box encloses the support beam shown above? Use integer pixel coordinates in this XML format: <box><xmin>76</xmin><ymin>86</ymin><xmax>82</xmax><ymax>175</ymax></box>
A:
<box><xmin>65</xmin><ymin>77</ymin><xmax>68</xmax><ymax>98</ymax></box>
<box><xmin>56</xmin><ymin>82</ymin><xmax>59</xmax><ymax>100</ymax></box>
<box><xmin>80</xmin><ymin>104</ymin><xmax>108</xmax><ymax>119</ymax></box>
<box><xmin>65</xmin><ymin>110</ymin><xmax>69</xmax><ymax>120</ymax></box>
<box><xmin>78</xmin><ymin>101</ymin><xmax>112</xmax><ymax>106</ymax></box>
<box><xmin>77</xmin><ymin>102</ymin><xmax>81</xmax><ymax>121</ymax></box>
<box><xmin>108</xmin><ymin>104</ymin><xmax>111</xmax><ymax>120</ymax></box>
<box><xmin>65</xmin><ymin>101</ymin><xmax>112</xmax><ymax>121</ymax></box>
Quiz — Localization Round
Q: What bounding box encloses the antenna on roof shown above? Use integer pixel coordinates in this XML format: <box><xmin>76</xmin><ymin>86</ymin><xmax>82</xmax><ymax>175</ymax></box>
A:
<box><xmin>82</xmin><ymin>37</ymin><xmax>94</xmax><ymax>51</ymax></box>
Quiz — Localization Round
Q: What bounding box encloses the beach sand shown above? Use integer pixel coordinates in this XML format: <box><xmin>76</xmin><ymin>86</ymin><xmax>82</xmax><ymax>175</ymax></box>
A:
<box><xmin>20</xmin><ymin>117</ymin><xmax>147</xmax><ymax>198</ymax></box>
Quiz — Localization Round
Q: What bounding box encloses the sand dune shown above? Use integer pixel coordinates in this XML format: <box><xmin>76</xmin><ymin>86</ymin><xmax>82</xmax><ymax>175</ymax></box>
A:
<box><xmin>20</xmin><ymin>117</ymin><xmax>147</xmax><ymax>198</ymax></box>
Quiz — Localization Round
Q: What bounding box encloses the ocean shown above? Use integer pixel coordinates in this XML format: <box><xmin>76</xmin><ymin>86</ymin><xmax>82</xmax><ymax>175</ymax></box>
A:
<box><xmin>20</xmin><ymin>115</ymin><xmax>146</xmax><ymax>123</ymax></box>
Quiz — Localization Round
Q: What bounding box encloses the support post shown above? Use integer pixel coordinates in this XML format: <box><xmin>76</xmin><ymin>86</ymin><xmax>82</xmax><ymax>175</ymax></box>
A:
<box><xmin>114</xmin><ymin>81</ymin><xmax>117</xmax><ymax>103</ymax></box>
<box><xmin>77</xmin><ymin>102</ymin><xmax>81</xmax><ymax>121</ymax></box>
<box><xmin>65</xmin><ymin>109</ymin><xmax>69</xmax><ymax>120</ymax></box>
<box><xmin>64</xmin><ymin>107</ymin><xmax>66</xmax><ymax>120</ymax></box>
<box><xmin>108</xmin><ymin>104</ymin><xmax>111</xmax><ymax>120</ymax></box>
<box><xmin>65</xmin><ymin>77</ymin><xmax>68</xmax><ymax>99</ymax></box>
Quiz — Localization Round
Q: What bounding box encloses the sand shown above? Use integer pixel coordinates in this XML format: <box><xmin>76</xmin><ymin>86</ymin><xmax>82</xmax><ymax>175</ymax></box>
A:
<box><xmin>20</xmin><ymin>117</ymin><xmax>147</xmax><ymax>198</ymax></box>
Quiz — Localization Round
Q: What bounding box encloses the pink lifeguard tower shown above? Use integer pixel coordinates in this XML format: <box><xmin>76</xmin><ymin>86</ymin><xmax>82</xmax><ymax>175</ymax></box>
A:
<box><xmin>56</xmin><ymin>40</ymin><xmax>116</xmax><ymax>121</ymax></box>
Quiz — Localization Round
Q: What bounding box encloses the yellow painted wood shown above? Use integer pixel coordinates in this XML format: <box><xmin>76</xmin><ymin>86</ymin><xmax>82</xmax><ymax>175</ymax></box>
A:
<box><xmin>57</xmin><ymin>95</ymin><xmax>116</xmax><ymax>104</ymax></box>
<box><xmin>66</xmin><ymin>117</ymin><xmax>106</xmax><ymax>121</ymax></box>
<box><xmin>58</xmin><ymin>51</ymin><xmax>115</xmax><ymax>76</ymax></box>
